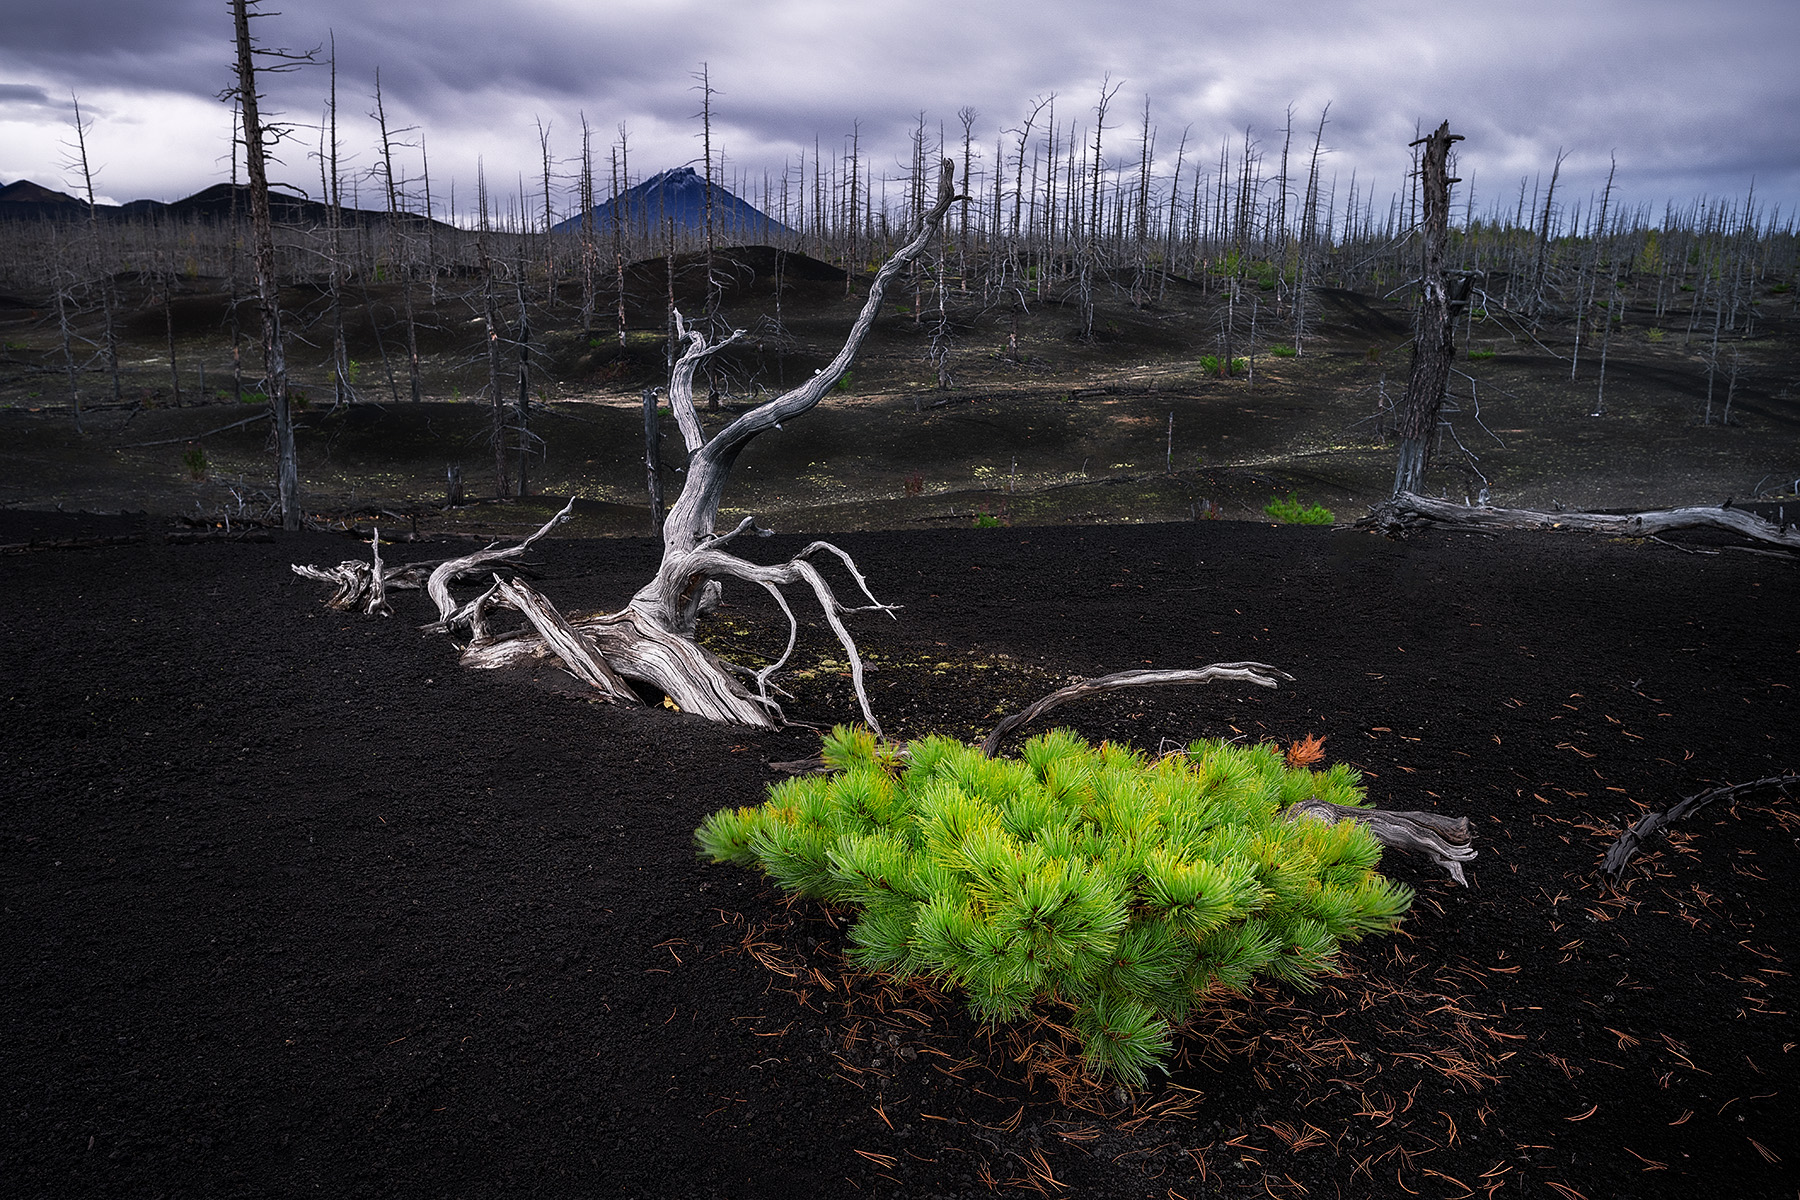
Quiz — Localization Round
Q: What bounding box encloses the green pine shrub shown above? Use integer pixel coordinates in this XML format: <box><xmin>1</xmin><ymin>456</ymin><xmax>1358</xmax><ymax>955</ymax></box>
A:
<box><xmin>697</xmin><ymin>727</ymin><xmax>1412</xmax><ymax>1085</ymax></box>
<box><xmin>1263</xmin><ymin>493</ymin><xmax>1336</xmax><ymax>525</ymax></box>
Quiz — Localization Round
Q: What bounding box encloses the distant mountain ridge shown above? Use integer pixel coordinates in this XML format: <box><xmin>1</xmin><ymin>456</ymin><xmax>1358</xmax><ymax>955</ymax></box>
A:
<box><xmin>550</xmin><ymin>166</ymin><xmax>793</xmax><ymax>239</ymax></box>
<box><xmin>2</xmin><ymin>170</ymin><xmax>787</xmax><ymax>240</ymax></box>
<box><xmin>0</xmin><ymin>179</ymin><xmax>451</xmax><ymax>229</ymax></box>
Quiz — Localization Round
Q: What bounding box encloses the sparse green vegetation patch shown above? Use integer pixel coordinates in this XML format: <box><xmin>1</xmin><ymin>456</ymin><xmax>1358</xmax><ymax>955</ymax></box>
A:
<box><xmin>1263</xmin><ymin>493</ymin><xmax>1335</xmax><ymax>525</ymax></box>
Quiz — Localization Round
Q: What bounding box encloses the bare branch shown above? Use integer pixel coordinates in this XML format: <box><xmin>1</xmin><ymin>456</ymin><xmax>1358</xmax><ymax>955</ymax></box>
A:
<box><xmin>981</xmin><ymin>663</ymin><xmax>1295</xmax><ymax>757</ymax></box>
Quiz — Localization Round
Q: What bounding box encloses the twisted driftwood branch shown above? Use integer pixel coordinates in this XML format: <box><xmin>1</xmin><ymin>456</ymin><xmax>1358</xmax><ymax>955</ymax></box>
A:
<box><xmin>1601</xmin><ymin>774</ymin><xmax>1799</xmax><ymax>881</ymax></box>
<box><xmin>1286</xmin><ymin>797</ymin><xmax>1477</xmax><ymax>887</ymax></box>
<box><xmin>980</xmin><ymin>664</ymin><xmax>1295</xmax><ymax>758</ymax></box>
<box><xmin>290</xmin><ymin>526</ymin><xmax>429</xmax><ymax>615</ymax></box>
<box><xmin>1361</xmin><ymin>491</ymin><xmax>1800</xmax><ymax>550</ymax></box>
<box><xmin>424</xmin><ymin>497</ymin><xmax>576</xmax><ymax>626</ymax></box>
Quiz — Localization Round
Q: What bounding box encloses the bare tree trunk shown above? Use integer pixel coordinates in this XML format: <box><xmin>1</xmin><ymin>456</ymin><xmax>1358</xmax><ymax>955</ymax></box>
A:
<box><xmin>1530</xmin><ymin>149</ymin><xmax>1564</xmax><ymax>321</ymax></box>
<box><xmin>578</xmin><ymin>114</ymin><xmax>596</xmax><ymax>334</ymax></box>
<box><xmin>1592</xmin><ymin>256</ymin><xmax>1620</xmax><ymax>417</ymax></box>
<box><xmin>514</xmin><ymin>264</ymin><xmax>532</xmax><ymax>497</ymax></box>
<box><xmin>49</xmin><ymin>224</ymin><xmax>84</xmax><ymax>431</ymax></box>
<box><xmin>476</xmin><ymin>167</ymin><xmax>510</xmax><ymax>499</ymax></box>
<box><xmin>159</xmin><ymin>258</ymin><xmax>183</xmax><ymax>404</ymax></box>
<box><xmin>643</xmin><ymin>385</ymin><xmax>664</xmax><ymax>537</ymax></box>
<box><xmin>1391</xmin><ymin>121</ymin><xmax>1463</xmax><ymax>497</ymax></box>
<box><xmin>322</xmin><ymin>39</ymin><xmax>353</xmax><ymax>410</ymax></box>
<box><xmin>612</xmin><ymin>134</ymin><xmax>629</xmax><ymax>350</ymax></box>
<box><xmin>373</xmin><ymin>75</ymin><xmax>422</xmax><ymax>403</ymax></box>
<box><xmin>538</xmin><ymin>118</ymin><xmax>556</xmax><ymax>305</ymax></box>
<box><xmin>229</xmin><ymin>0</ymin><xmax>301</xmax><ymax>529</ymax></box>
<box><xmin>227</xmin><ymin>100</ymin><xmax>246</xmax><ymax>405</ymax></box>
<box><xmin>68</xmin><ymin>93</ymin><xmax>122</xmax><ymax>406</ymax></box>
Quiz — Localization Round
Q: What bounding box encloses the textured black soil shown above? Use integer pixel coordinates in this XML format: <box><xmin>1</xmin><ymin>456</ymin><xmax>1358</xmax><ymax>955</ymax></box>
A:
<box><xmin>3</xmin><ymin>511</ymin><xmax>1795</xmax><ymax>1199</ymax></box>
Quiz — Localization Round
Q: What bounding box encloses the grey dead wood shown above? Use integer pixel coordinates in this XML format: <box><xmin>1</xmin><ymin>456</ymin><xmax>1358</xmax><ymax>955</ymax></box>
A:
<box><xmin>1360</xmin><ymin>492</ymin><xmax>1800</xmax><ymax>551</ymax></box>
<box><xmin>979</xmin><ymin>664</ymin><xmax>1295</xmax><ymax>758</ymax></box>
<box><xmin>296</xmin><ymin>161</ymin><xmax>966</xmax><ymax>731</ymax></box>
<box><xmin>1284</xmin><ymin>798</ymin><xmax>1477</xmax><ymax>887</ymax></box>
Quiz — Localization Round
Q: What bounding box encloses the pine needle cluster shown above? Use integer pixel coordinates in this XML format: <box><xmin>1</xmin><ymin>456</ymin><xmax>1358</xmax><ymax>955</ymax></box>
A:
<box><xmin>696</xmin><ymin>727</ymin><xmax>1412</xmax><ymax>1085</ymax></box>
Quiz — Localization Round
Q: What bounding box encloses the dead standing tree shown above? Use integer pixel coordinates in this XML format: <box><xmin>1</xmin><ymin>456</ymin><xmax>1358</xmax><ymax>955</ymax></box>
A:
<box><xmin>225</xmin><ymin>0</ymin><xmax>306</xmax><ymax>530</ymax></box>
<box><xmin>300</xmin><ymin>160</ymin><xmax>968</xmax><ymax>731</ymax></box>
<box><xmin>1390</xmin><ymin>120</ymin><xmax>1462</xmax><ymax>498</ymax></box>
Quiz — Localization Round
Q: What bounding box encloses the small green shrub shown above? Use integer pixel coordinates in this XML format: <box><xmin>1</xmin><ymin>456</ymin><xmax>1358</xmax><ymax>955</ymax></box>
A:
<box><xmin>181</xmin><ymin>445</ymin><xmax>208</xmax><ymax>481</ymax></box>
<box><xmin>1269</xmin><ymin>345</ymin><xmax>1297</xmax><ymax>358</ymax></box>
<box><xmin>1198</xmin><ymin>354</ymin><xmax>1222</xmax><ymax>376</ymax></box>
<box><xmin>697</xmin><ymin>728</ymin><xmax>1411</xmax><ymax>1085</ymax></box>
<box><xmin>1645</xmin><ymin>327</ymin><xmax>1666</xmax><ymax>343</ymax></box>
<box><xmin>1263</xmin><ymin>493</ymin><xmax>1335</xmax><ymax>525</ymax></box>
<box><xmin>972</xmin><ymin>511</ymin><xmax>1003</xmax><ymax>528</ymax></box>
<box><xmin>1466</xmin><ymin>348</ymin><xmax>1496</xmax><ymax>361</ymax></box>
<box><xmin>1770</xmin><ymin>282</ymin><xmax>1792</xmax><ymax>295</ymax></box>
<box><xmin>835</xmin><ymin>370</ymin><xmax>855</xmax><ymax>393</ymax></box>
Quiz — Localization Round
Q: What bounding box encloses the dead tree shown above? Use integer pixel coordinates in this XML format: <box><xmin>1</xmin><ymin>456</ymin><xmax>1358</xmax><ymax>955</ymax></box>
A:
<box><xmin>299</xmin><ymin>160</ymin><xmax>966</xmax><ymax>732</ymax></box>
<box><xmin>373</xmin><ymin>73</ymin><xmax>422</xmax><ymax>403</ymax></box>
<box><xmin>475</xmin><ymin>166</ymin><xmax>509</xmax><ymax>499</ymax></box>
<box><xmin>66</xmin><ymin>93</ymin><xmax>121</xmax><ymax>407</ymax></box>
<box><xmin>1390</xmin><ymin>121</ymin><xmax>1463</xmax><ymax>497</ymax></box>
<box><xmin>226</xmin><ymin>0</ymin><xmax>304</xmax><ymax>530</ymax></box>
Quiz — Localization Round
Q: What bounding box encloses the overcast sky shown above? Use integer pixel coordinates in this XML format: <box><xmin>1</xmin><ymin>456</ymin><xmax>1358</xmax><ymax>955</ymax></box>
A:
<box><xmin>2</xmin><ymin>0</ymin><xmax>1795</xmax><ymax>230</ymax></box>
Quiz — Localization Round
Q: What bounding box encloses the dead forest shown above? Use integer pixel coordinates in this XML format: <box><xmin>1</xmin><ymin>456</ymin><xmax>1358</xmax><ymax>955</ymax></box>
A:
<box><xmin>4</xmin><ymin>77</ymin><xmax>1797</xmax><ymax>505</ymax></box>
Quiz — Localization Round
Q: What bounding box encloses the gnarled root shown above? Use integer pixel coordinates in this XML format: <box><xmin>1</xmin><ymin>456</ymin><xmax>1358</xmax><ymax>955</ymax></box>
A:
<box><xmin>297</xmin><ymin>502</ymin><xmax>893</xmax><ymax>729</ymax></box>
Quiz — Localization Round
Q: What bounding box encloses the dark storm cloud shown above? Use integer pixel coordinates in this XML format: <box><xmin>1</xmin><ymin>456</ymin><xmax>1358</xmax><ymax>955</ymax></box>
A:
<box><xmin>0</xmin><ymin>83</ymin><xmax>61</xmax><ymax>108</ymax></box>
<box><xmin>1</xmin><ymin>0</ymin><xmax>1794</xmax><ymax>218</ymax></box>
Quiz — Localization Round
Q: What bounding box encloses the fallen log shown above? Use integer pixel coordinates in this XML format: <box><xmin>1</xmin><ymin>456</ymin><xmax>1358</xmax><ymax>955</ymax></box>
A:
<box><xmin>1360</xmin><ymin>491</ymin><xmax>1800</xmax><ymax>551</ymax></box>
